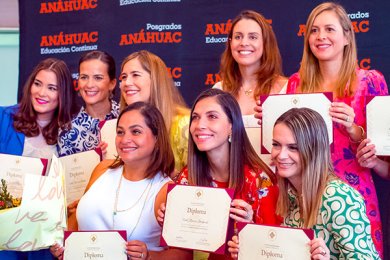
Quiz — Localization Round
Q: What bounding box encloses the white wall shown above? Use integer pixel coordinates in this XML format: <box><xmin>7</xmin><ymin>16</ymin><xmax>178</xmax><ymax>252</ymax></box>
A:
<box><xmin>0</xmin><ymin>30</ymin><xmax>19</xmax><ymax>106</ymax></box>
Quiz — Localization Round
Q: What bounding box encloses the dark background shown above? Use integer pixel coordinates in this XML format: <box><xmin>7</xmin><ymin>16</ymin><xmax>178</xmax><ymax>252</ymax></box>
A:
<box><xmin>19</xmin><ymin>1</ymin><xmax>390</xmax><ymax>258</ymax></box>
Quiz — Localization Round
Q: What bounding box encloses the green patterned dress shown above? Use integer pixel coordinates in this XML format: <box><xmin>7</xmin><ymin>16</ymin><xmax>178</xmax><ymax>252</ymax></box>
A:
<box><xmin>284</xmin><ymin>179</ymin><xmax>380</xmax><ymax>260</ymax></box>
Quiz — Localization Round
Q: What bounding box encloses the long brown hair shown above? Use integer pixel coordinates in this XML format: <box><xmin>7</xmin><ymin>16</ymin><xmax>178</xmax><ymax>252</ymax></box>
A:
<box><xmin>119</xmin><ymin>50</ymin><xmax>189</xmax><ymax>130</ymax></box>
<box><xmin>220</xmin><ymin>10</ymin><xmax>284</xmax><ymax>97</ymax></box>
<box><xmin>298</xmin><ymin>2</ymin><xmax>357</xmax><ymax>97</ymax></box>
<box><xmin>110</xmin><ymin>102</ymin><xmax>175</xmax><ymax>178</ymax></box>
<box><xmin>275</xmin><ymin>108</ymin><xmax>334</xmax><ymax>228</ymax></box>
<box><xmin>13</xmin><ymin>58</ymin><xmax>77</xmax><ymax>145</ymax></box>
<box><xmin>187</xmin><ymin>89</ymin><xmax>275</xmax><ymax>193</ymax></box>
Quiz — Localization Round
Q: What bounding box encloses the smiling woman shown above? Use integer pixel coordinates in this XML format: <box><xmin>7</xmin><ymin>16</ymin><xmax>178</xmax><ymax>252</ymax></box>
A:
<box><xmin>57</xmin><ymin>50</ymin><xmax>119</xmax><ymax>156</ymax></box>
<box><xmin>0</xmin><ymin>58</ymin><xmax>77</xmax><ymax>259</ymax></box>
<box><xmin>61</xmin><ymin>102</ymin><xmax>192</xmax><ymax>260</ymax></box>
<box><xmin>119</xmin><ymin>50</ymin><xmax>190</xmax><ymax>175</ymax></box>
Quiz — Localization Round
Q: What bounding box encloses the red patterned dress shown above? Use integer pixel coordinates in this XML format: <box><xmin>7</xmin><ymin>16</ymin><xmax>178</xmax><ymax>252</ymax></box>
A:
<box><xmin>176</xmin><ymin>165</ymin><xmax>281</xmax><ymax>225</ymax></box>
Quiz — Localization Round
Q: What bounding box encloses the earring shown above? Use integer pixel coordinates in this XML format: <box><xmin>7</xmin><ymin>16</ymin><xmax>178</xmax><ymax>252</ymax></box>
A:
<box><xmin>228</xmin><ymin>134</ymin><xmax>232</xmax><ymax>143</ymax></box>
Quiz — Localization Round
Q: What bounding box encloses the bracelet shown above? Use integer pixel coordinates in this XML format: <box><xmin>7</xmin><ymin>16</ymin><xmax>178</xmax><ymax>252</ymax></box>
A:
<box><xmin>349</xmin><ymin>125</ymin><xmax>365</xmax><ymax>143</ymax></box>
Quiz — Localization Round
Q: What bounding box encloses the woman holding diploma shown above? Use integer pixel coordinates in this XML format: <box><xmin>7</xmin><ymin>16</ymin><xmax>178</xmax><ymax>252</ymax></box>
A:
<box><xmin>357</xmin><ymin>139</ymin><xmax>390</xmax><ymax>179</ymax></box>
<box><xmin>57</xmin><ymin>102</ymin><xmax>191</xmax><ymax>260</ymax></box>
<box><xmin>57</xmin><ymin>50</ymin><xmax>119</xmax><ymax>156</ymax></box>
<box><xmin>0</xmin><ymin>58</ymin><xmax>77</xmax><ymax>259</ymax></box>
<box><xmin>119</xmin><ymin>50</ymin><xmax>190</xmax><ymax>175</ymax></box>
<box><xmin>255</xmin><ymin>2</ymin><xmax>387</xmax><ymax>255</ymax></box>
<box><xmin>228</xmin><ymin>108</ymin><xmax>380</xmax><ymax>259</ymax></box>
<box><xmin>159</xmin><ymin>89</ymin><xmax>279</xmax><ymax>260</ymax></box>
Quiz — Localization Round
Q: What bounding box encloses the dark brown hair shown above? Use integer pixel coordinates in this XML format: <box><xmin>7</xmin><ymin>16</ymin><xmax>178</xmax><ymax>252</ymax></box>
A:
<box><xmin>220</xmin><ymin>10</ymin><xmax>284</xmax><ymax>97</ymax></box>
<box><xmin>110</xmin><ymin>102</ymin><xmax>175</xmax><ymax>178</ymax></box>
<box><xmin>13</xmin><ymin>58</ymin><xmax>77</xmax><ymax>145</ymax></box>
<box><xmin>187</xmin><ymin>89</ymin><xmax>275</xmax><ymax>193</ymax></box>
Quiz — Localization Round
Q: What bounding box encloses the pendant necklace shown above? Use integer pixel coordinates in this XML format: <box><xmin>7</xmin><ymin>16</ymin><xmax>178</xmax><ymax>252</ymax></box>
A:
<box><xmin>112</xmin><ymin>171</ymin><xmax>153</xmax><ymax>239</ymax></box>
<box><xmin>243</xmin><ymin>88</ymin><xmax>253</xmax><ymax>96</ymax></box>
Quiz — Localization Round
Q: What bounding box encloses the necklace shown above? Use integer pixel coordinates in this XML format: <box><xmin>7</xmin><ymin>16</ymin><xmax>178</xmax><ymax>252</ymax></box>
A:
<box><xmin>243</xmin><ymin>89</ymin><xmax>253</xmax><ymax>96</ymax></box>
<box><xmin>112</xmin><ymin>171</ymin><xmax>153</xmax><ymax>238</ymax></box>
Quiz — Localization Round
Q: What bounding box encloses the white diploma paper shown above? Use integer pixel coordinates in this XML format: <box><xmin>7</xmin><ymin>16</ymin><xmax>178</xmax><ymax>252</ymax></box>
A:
<box><xmin>0</xmin><ymin>154</ymin><xmax>67</xmax><ymax>251</ymax></box>
<box><xmin>100</xmin><ymin>118</ymin><xmax>118</xmax><ymax>160</ymax></box>
<box><xmin>161</xmin><ymin>184</ymin><xmax>233</xmax><ymax>254</ymax></box>
<box><xmin>367</xmin><ymin>96</ymin><xmax>390</xmax><ymax>155</ymax></box>
<box><xmin>64</xmin><ymin>231</ymin><xmax>127</xmax><ymax>260</ymax></box>
<box><xmin>238</xmin><ymin>223</ymin><xmax>313</xmax><ymax>260</ymax></box>
<box><xmin>261</xmin><ymin>93</ymin><xmax>333</xmax><ymax>153</ymax></box>
<box><xmin>0</xmin><ymin>153</ymin><xmax>47</xmax><ymax>198</ymax></box>
<box><xmin>59</xmin><ymin>150</ymin><xmax>101</xmax><ymax>205</ymax></box>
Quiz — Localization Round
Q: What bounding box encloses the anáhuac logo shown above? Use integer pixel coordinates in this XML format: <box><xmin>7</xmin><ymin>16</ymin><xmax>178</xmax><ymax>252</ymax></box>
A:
<box><xmin>119</xmin><ymin>23</ymin><xmax>182</xmax><ymax>45</ymax></box>
<box><xmin>40</xmin><ymin>31</ymin><xmax>99</xmax><ymax>55</ymax></box>
<box><xmin>119</xmin><ymin>0</ymin><xmax>180</xmax><ymax>6</ymax></box>
<box><xmin>40</xmin><ymin>0</ymin><xmax>98</xmax><ymax>13</ymax></box>
<box><xmin>297</xmin><ymin>10</ymin><xmax>370</xmax><ymax>36</ymax></box>
<box><xmin>167</xmin><ymin>67</ymin><xmax>182</xmax><ymax>88</ymax></box>
<box><xmin>204</xmin><ymin>73</ymin><xmax>221</xmax><ymax>86</ymax></box>
<box><xmin>205</xmin><ymin>18</ymin><xmax>272</xmax><ymax>44</ymax></box>
<box><xmin>204</xmin><ymin>19</ymin><xmax>232</xmax><ymax>44</ymax></box>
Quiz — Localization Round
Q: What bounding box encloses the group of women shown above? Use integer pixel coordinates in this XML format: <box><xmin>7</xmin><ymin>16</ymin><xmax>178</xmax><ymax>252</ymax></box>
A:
<box><xmin>0</xmin><ymin>1</ymin><xmax>388</xmax><ymax>260</ymax></box>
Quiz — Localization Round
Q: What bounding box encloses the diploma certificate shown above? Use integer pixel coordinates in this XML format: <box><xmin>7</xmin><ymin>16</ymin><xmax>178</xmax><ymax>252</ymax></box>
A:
<box><xmin>0</xmin><ymin>153</ymin><xmax>48</xmax><ymax>198</ymax></box>
<box><xmin>64</xmin><ymin>231</ymin><xmax>127</xmax><ymax>260</ymax></box>
<box><xmin>238</xmin><ymin>223</ymin><xmax>313</xmax><ymax>260</ymax></box>
<box><xmin>366</xmin><ymin>96</ymin><xmax>390</xmax><ymax>155</ymax></box>
<box><xmin>161</xmin><ymin>184</ymin><xmax>234</xmax><ymax>254</ymax></box>
<box><xmin>261</xmin><ymin>93</ymin><xmax>333</xmax><ymax>153</ymax></box>
<box><xmin>99</xmin><ymin>118</ymin><xmax>118</xmax><ymax>159</ymax></box>
<box><xmin>59</xmin><ymin>150</ymin><xmax>101</xmax><ymax>205</ymax></box>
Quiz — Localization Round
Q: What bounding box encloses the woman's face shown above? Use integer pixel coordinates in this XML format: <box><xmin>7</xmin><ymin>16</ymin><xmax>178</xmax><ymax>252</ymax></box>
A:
<box><xmin>308</xmin><ymin>10</ymin><xmax>349</xmax><ymax>63</ymax></box>
<box><xmin>30</xmin><ymin>69</ymin><xmax>59</xmax><ymax>121</ymax></box>
<box><xmin>230</xmin><ymin>18</ymin><xmax>264</xmax><ymax>70</ymax></box>
<box><xmin>115</xmin><ymin>109</ymin><xmax>156</xmax><ymax>167</ymax></box>
<box><xmin>78</xmin><ymin>59</ymin><xmax>116</xmax><ymax>108</ymax></box>
<box><xmin>120</xmin><ymin>58</ymin><xmax>151</xmax><ymax>105</ymax></box>
<box><xmin>271</xmin><ymin>123</ymin><xmax>302</xmax><ymax>185</ymax></box>
<box><xmin>190</xmin><ymin>96</ymin><xmax>232</xmax><ymax>155</ymax></box>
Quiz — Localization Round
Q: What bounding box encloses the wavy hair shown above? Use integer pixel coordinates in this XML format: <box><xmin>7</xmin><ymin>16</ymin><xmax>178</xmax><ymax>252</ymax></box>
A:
<box><xmin>13</xmin><ymin>58</ymin><xmax>77</xmax><ymax>145</ymax></box>
<box><xmin>220</xmin><ymin>10</ymin><xmax>284</xmax><ymax>97</ymax></box>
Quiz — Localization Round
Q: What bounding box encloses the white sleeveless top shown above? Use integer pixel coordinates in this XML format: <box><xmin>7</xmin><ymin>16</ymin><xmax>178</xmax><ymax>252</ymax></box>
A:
<box><xmin>77</xmin><ymin>166</ymin><xmax>171</xmax><ymax>251</ymax></box>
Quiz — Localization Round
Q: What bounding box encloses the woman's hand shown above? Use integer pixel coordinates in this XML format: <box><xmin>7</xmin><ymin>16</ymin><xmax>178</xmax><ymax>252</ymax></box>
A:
<box><xmin>126</xmin><ymin>240</ymin><xmax>149</xmax><ymax>259</ymax></box>
<box><xmin>357</xmin><ymin>139</ymin><xmax>378</xmax><ymax>168</ymax></box>
<box><xmin>156</xmin><ymin>203</ymin><xmax>166</xmax><ymax>227</ymax></box>
<box><xmin>97</xmin><ymin>141</ymin><xmax>108</xmax><ymax>158</ymax></box>
<box><xmin>254</xmin><ymin>99</ymin><xmax>263</xmax><ymax>126</ymax></box>
<box><xmin>309</xmin><ymin>238</ymin><xmax>330</xmax><ymax>260</ymax></box>
<box><xmin>229</xmin><ymin>199</ymin><xmax>254</xmax><ymax>223</ymax></box>
<box><xmin>227</xmin><ymin>235</ymin><xmax>240</xmax><ymax>259</ymax></box>
<box><xmin>50</xmin><ymin>243</ymin><xmax>64</xmax><ymax>260</ymax></box>
<box><xmin>67</xmin><ymin>199</ymin><xmax>79</xmax><ymax>216</ymax></box>
<box><xmin>329</xmin><ymin>102</ymin><xmax>355</xmax><ymax>128</ymax></box>
<box><xmin>329</xmin><ymin>102</ymin><xmax>365</xmax><ymax>142</ymax></box>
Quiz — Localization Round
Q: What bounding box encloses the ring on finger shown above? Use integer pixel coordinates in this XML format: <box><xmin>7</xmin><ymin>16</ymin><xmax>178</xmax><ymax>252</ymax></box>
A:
<box><xmin>345</xmin><ymin>115</ymin><xmax>350</xmax><ymax>122</ymax></box>
<box><xmin>319</xmin><ymin>247</ymin><xmax>326</xmax><ymax>256</ymax></box>
<box><xmin>141</xmin><ymin>253</ymin><xmax>144</xmax><ymax>258</ymax></box>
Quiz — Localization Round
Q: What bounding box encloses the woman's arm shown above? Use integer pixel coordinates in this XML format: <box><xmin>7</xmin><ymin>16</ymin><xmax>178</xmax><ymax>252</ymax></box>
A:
<box><xmin>357</xmin><ymin>139</ymin><xmax>390</xmax><ymax>179</ymax></box>
<box><xmin>322</xmin><ymin>181</ymin><xmax>380</xmax><ymax>259</ymax></box>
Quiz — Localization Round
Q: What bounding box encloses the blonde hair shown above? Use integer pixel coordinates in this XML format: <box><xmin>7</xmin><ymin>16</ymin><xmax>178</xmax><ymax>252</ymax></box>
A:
<box><xmin>119</xmin><ymin>50</ymin><xmax>189</xmax><ymax>130</ymax></box>
<box><xmin>275</xmin><ymin>108</ymin><xmax>334</xmax><ymax>228</ymax></box>
<box><xmin>299</xmin><ymin>2</ymin><xmax>357</xmax><ymax>98</ymax></box>
<box><xmin>220</xmin><ymin>10</ymin><xmax>284</xmax><ymax>97</ymax></box>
